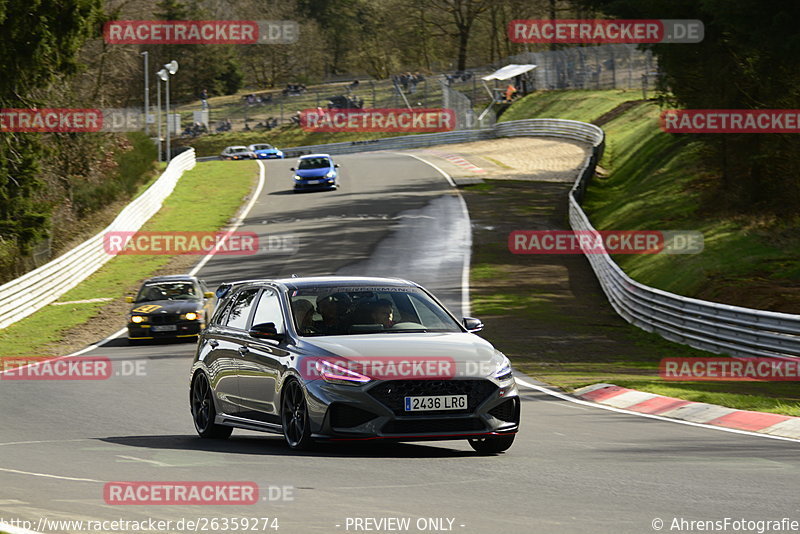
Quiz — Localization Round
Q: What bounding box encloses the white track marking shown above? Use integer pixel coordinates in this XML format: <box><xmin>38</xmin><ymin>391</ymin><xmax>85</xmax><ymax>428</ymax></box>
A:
<box><xmin>116</xmin><ymin>455</ymin><xmax>173</xmax><ymax>467</ymax></box>
<box><xmin>515</xmin><ymin>376</ymin><xmax>800</xmax><ymax>444</ymax></box>
<box><xmin>190</xmin><ymin>160</ymin><xmax>265</xmax><ymax>276</ymax></box>
<box><xmin>0</xmin><ymin>467</ymin><xmax>101</xmax><ymax>483</ymax></box>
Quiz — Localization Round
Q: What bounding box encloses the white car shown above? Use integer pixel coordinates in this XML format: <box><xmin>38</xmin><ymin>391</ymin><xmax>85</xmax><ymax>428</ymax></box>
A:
<box><xmin>220</xmin><ymin>146</ymin><xmax>255</xmax><ymax>160</ymax></box>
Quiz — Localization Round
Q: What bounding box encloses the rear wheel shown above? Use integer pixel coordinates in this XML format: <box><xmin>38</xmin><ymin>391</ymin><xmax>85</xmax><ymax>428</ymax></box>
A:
<box><xmin>468</xmin><ymin>434</ymin><xmax>515</xmax><ymax>454</ymax></box>
<box><xmin>191</xmin><ymin>373</ymin><xmax>232</xmax><ymax>439</ymax></box>
<box><xmin>281</xmin><ymin>380</ymin><xmax>313</xmax><ymax>450</ymax></box>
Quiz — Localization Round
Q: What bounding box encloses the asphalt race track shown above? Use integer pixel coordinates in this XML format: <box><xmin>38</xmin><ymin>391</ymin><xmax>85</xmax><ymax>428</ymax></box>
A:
<box><xmin>1</xmin><ymin>151</ymin><xmax>798</xmax><ymax>534</ymax></box>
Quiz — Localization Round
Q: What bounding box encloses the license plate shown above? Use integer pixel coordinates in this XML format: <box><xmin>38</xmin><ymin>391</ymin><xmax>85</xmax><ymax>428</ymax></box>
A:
<box><xmin>151</xmin><ymin>325</ymin><xmax>177</xmax><ymax>332</ymax></box>
<box><xmin>404</xmin><ymin>395</ymin><xmax>467</xmax><ymax>412</ymax></box>
<box><xmin>306</xmin><ymin>179</ymin><xmax>320</xmax><ymax>184</ymax></box>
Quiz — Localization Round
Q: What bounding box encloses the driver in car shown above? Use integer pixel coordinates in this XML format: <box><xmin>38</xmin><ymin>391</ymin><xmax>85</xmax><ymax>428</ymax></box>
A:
<box><xmin>370</xmin><ymin>299</ymin><xmax>395</xmax><ymax>328</ymax></box>
<box><xmin>314</xmin><ymin>293</ymin><xmax>351</xmax><ymax>334</ymax></box>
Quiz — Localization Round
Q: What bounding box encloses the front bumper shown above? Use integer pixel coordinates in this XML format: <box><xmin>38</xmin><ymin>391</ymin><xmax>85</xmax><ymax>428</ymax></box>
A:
<box><xmin>293</xmin><ymin>178</ymin><xmax>336</xmax><ymax>190</ymax></box>
<box><xmin>304</xmin><ymin>378</ymin><xmax>520</xmax><ymax>442</ymax></box>
<box><xmin>127</xmin><ymin>320</ymin><xmax>204</xmax><ymax>340</ymax></box>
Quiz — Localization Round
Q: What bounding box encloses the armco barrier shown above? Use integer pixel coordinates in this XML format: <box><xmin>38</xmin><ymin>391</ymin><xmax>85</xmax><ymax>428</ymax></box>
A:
<box><xmin>0</xmin><ymin>149</ymin><xmax>196</xmax><ymax>329</ymax></box>
<box><xmin>562</xmin><ymin>127</ymin><xmax>800</xmax><ymax>360</ymax></box>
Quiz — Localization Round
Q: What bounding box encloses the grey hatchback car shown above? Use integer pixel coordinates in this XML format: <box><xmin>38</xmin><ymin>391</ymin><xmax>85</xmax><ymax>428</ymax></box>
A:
<box><xmin>189</xmin><ymin>276</ymin><xmax>519</xmax><ymax>453</ymax></box>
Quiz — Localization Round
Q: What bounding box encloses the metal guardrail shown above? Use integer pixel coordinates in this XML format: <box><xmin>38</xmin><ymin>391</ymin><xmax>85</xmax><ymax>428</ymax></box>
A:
<box><xmin>0</xmin><ymin>149</ymin><xmax>197</xmax><ymax>329</ymax></box>
<box><xmin>562</xmin><ymin>125</ymin><xmax>800</xmax><ymax>360</ymax></box>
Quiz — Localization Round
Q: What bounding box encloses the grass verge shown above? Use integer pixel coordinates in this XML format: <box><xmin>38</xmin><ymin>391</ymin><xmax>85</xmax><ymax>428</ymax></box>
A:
<box><xmin>464</xmin><ymin>88</ymin><xmax>800</xmax><ymax>415</ymax></box>
<box><xmin>498</xmin><ymin>89</ymin><xmax>643</xmax><ymax>124</ymax></box>
<box><xmin>463</xmin><ymin>179</ymin><xmax>800</xmax><ymax>416</ymax></box>
<box><xmin>0</xmin><ymin>161</ymin><xmax>258</xmax><ymax>358</ymax></box>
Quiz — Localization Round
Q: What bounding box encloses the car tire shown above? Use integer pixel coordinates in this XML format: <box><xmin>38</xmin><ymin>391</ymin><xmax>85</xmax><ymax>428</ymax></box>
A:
<box><xmin>468</xmin><ymin>434</ymin><xmax>515</xmax><ymax>454</ymax></box>
<box><xmin>191</xmin><ymin>372</ymin><xmax>233</xmax><ymax>439</ymax></box>
<box><xmin>281</xmin><ymin>379</ymin><xmax>314</xmax><ymax>450</ymax></box>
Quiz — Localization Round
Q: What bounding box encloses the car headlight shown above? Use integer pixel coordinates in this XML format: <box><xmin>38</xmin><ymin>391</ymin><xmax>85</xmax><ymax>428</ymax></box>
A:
<box><xmin>493</xmin><ymin>354</ymin><xmax>513</xmax><ymax>381</ymax></box>
<box><xmin>293</xmin><ymin>175</ymin><xmax>302</xmax><ymax>180</ymax></box>
<box><xmin>130</xmin><ymin>315</ymin><xmax>146</xmax><ymax>324</ymax></box>
<box><xmin>181</xmin><ymin>312</ymin><xmax>202</xmax><ymax>321</ymax></box>
<box><xmin>326</xmin><ymin>170</ymin><xmax>336</xmax><ymax>178</ymax></box>
<box><xmin>315</xmin><ymin>360</ymin><xmax>371</xmax><ymax>386</ymax></box>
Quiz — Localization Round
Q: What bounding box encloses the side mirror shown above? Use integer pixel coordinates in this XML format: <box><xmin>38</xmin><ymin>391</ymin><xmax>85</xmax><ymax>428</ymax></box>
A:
<box><xmin>289</xmin><ymin>167</ymin><xmax>295</xmax><ymax>171</ymax></box>
<box><xmin>463</xmin><ymin>317</ymin><xmax>484</xmax><ymax>333</ymax></box>
<box><xmin>125</xmin><ymin>296</ymin><xmax>134</xmax><ymax>303</ymax></box>
<box><xmin>204</xmin><ymin>291</ymin><xmax>214</xmax><ymax>298</ymax></box>
<box><xmin>249</xmin><ymin>322</ymin><xmax>285</xmax><ymax>341</ymax></box>
<box><xmin>334</xmin><ymin>164</ymin><xmax>340</xmax><ymax>168</ymax></box>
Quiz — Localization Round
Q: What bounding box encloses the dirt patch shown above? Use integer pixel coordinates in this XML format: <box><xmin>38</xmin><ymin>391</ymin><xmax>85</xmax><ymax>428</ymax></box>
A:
<box><xmin>421</xmin><ymin>137</ymin><xmax>592</xmax><ymax>182</ymax></box>
<box><xmin>593</xmin><ymin>99</ymin><xmax>649</xmax><ymax>126</ymax></box>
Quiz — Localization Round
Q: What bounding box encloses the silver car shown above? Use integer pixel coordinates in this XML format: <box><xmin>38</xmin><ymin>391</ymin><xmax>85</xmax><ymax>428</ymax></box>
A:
<box><xmin>189</xmin><ymin>276</ymin><xmax>520</xmax><ymax>453</ymax></box>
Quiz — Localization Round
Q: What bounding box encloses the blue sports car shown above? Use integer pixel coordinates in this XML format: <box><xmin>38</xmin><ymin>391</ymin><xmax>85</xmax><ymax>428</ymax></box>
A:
<box><xmin>291</xmin><ymin>154</ymin><xmax>339</xmax><ymax>192</ymax></box>
<box><xmin>248</xmin><ymin>143</ymin><xmax>284</xmax><ymax>159</ymax></box>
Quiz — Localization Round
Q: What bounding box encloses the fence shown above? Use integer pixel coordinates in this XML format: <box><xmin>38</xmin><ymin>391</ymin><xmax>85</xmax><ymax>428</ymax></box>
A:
<box><xmin>500</xmin><ymin>43</ymin><xmax>657</xmax><ymax>91</ymax></box>
<box><xmin>0</xmin><ymin>149</ymin><xmax>197</xmax><ymax>329</ymax></box>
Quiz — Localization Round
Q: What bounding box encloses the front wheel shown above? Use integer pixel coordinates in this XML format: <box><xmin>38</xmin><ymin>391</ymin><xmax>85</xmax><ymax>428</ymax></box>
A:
<box><xmin>281</xmin><ymin>380</ymin><xmax>313</xmax><ymax>450</ymax></box>
<box><xmin>468</xmin><ymin>434</ymin><xmax>515</xmax><ymax>454</ymax></box>
<box><xmin>191</xmin><ymin>373</ymin><xmax>233</xmax><ymax>439</ymax></box>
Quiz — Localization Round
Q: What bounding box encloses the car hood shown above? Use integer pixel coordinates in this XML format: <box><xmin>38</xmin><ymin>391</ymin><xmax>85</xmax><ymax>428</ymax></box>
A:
<box><xmin>129</xmin><ymin>299</ymin><xmax>202</xmax><ymax>315</ymax></box>
<box><xmin>294</xmin><ymin>168</ymin><xmax>332</xmax><ymax>178</ymax></box>
<box><xmin>255</xmin><ymin>149</ymin><xmax>280</xmax><ymax>154</ymax></box>
<box><xmin>298</xmin><ymin>333</ymin><xmax>504</xmax><ymax>379</ymax></box>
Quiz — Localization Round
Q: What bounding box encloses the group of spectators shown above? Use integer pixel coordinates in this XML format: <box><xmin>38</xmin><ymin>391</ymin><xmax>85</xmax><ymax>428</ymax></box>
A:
<box><xmin>393</xmin><ymin>72</ymin><xmax>425</xmax><ymax>94</ymax></box>
<box><xmin>243</xmin><ymin>92</ymin><xmax>273</xmax><ymax>105</ymax></box>
<box><xmin>181</xmin><ymin>122</ymin><xmax>208</xmax><ymax>138</ymax></box>
<box><xmin>282</xmin><ymin>83</ymin><xmax>307</xmax><ymax>96</ymax></box>
<box><xmin>443</xmin><ymin>70</ymin><xmax>474</xmax><ymax>86</ymax></box>
<box><xmin>244</xmin><ymin>118</ymin><xmax>279</xmax><ymax>131</ymax></box>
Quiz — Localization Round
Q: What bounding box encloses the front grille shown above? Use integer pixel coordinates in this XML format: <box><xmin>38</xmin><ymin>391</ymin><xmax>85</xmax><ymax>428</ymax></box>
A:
<box><xmin>382</xmin><ymin>418</ymin><xmax>485</xmax><ymax>434</ymax></box>
<box><xmin>330</xmin><ymin>404</ymin><xmax>378</xmax><ymax>428</ymax></box>
<box><xmin>488</xmin><ymin>398</ymin><xmax>519</xmax><ymax>423</ymax></box>
<box><xmin>149</xmin><ymin>314</ymin><xmax>179</xmax><ymax>325</ymax></box>
<box><xmin>368</xmin><ymin>380</ymin><xmax>496</xmax><ymax>416</ymax></box>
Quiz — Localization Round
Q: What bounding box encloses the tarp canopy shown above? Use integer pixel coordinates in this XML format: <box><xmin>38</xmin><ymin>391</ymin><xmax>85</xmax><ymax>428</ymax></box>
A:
<box><xmin>481</xmin><ymin>64</ymin><xmax>537</xmax><ymax>81</ymax></box>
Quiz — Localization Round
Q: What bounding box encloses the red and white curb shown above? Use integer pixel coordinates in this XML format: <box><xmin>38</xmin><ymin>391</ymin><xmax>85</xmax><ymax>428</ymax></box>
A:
<box><xmin>574</xmin><ymin>383</ymin><xmax>800</xmax><ymax>440</ymax></box>
<box><xmin>427</xmin><ymin>151</ymin><xmax>486</xmax><ymax>174</ymax></box>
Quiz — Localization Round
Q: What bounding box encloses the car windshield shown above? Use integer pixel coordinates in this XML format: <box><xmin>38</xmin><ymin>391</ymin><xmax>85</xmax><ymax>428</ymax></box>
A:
<box><xmin>298</xmin><ymin>157</ymin><xmax>331</xmax><ymax>169</ymax></box>
<box><xmin>136</xmin><ymin>282</ymin><xmax>198</xmax><ymax>302</ymax></box>
<box><xmin>253</xmin><ymin>144</ymin><xmax>273</xmax><ymax>150</ymax></box>
<box><xmin>288</xmin><ymin>285</ymin><xmax>462</xmax><ymax>336</ymax></box>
